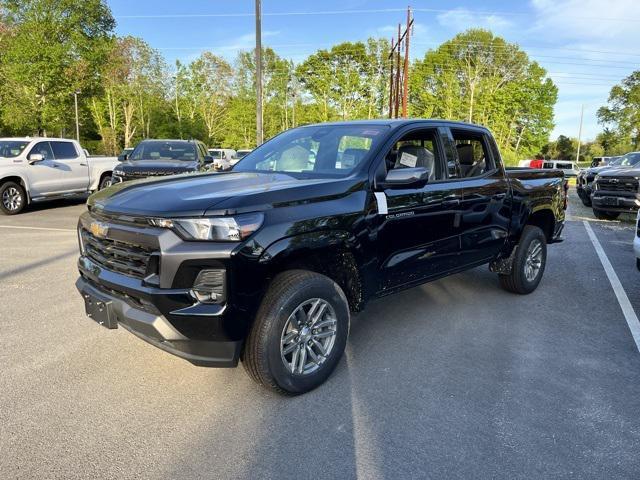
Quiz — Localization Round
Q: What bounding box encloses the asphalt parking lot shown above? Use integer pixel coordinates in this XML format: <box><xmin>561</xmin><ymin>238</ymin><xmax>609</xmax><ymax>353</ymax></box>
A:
<box><xmin>1</xmin><ymin>189</ymin><xmax>640</xmax><ymax>479</ymax></box>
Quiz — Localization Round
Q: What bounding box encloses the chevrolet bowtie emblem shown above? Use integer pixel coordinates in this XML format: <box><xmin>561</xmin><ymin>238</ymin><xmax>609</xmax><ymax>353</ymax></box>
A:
<box><xmin>90</xmin><ymin>221</ymin><xmax>109</xmax><ymax>238</ymax></box>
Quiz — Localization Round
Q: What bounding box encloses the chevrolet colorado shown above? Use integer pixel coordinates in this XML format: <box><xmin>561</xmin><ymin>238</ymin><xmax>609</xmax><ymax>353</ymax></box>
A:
<box><xmin>75</xmin><ymin>120</ymin><xmax>567</xmax><ymax>394</ymax></box>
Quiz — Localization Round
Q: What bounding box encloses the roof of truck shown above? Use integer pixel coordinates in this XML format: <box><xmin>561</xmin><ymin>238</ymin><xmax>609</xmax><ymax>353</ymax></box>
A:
<box><xmin>298</xmin><ymin>118</ymin><xmax>490</xmax><ymax>131</ymax></box>
<box><xmin>0</xmin><ymin>137</ymin><xmax>76</xmax><ymax>142</ymax></box>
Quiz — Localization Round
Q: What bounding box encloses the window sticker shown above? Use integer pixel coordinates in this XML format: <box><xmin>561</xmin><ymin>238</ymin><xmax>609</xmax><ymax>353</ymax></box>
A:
<box><xmin>341</xmin><ymin>154</ymin><xmax>355</xmax><ymax>168</ymax></box>
<box><xmin>399</xmin><ymin>152</ymin><xmax>417</xmax><ymax>168</ymax></box>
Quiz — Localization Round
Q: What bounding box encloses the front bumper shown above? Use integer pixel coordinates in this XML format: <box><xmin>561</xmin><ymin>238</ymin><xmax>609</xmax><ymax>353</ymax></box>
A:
<box><xmin>74</xmin><ymin>210</ymin><xmax>255</xmax><ymax>367</ymax></box>
<box><xmin>592</xmin><ymin>191</ymin><xmax>640</xmax><ymax>213</ymax></box>
<box><xmin>76</xmin><ymin>275</ymin><xmax>241</xmax><ymax>367</ymax></box>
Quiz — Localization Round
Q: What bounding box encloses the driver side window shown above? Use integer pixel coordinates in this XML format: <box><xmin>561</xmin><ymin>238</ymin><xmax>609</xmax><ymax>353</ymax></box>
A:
<box><xmin>30</xmin><ymin>141</ymin><xmax>54</xmax><ymax>160</ymax></box>
<box><xmin>384</xmin><ymin>129</ymin><xmax>444</xmax><ymax>181</ymax></box>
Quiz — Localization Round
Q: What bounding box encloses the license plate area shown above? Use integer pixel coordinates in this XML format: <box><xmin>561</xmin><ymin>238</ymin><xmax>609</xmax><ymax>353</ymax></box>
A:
<box><xmin>82</xmin><ymin>292</ymin><xmax>118</xmax><ymax>329</ymax></box>
<box><xmin>602</xmin><ymin>196</ymin><xmax>619</xmax><ymax>206</ymax></box>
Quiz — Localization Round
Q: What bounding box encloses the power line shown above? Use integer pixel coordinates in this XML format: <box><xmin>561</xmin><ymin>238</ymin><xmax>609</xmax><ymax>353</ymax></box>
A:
<box><xmin>115</xmin><ymin>7</ymin><xmax>640</xmax><ymax>23</ymax></box>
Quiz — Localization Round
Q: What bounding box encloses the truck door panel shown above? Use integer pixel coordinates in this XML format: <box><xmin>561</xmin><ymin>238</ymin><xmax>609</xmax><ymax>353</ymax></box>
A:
<box><xmin>375</xmin><ymin>127</ymin><xmax>464</xmax><ymax>291</ymax></box>
<box><xmin>26</xmin><ymin>141</ymin><xmax>62</xmax><ymax>196</ymax></box>
<box><xmin>50</xmin><ymin>141</ymin><xmax>90</xmax><ymax>192</ymax></box>
<box><xmin>452</xmin><ymin>131</ymin><xmax>512</xmax><ymax>265</ymax></box>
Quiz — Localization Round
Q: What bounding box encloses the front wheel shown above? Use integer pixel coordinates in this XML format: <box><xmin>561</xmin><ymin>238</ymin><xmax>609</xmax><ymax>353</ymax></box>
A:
<box><xmin>99</xmin><ymin>174</ymin><xmax>113</xmax><ymax>190</ymax></box>
<box><xmin>242</xmin><ymin>270</ymin><xmax>350</xmax><ymax>395</ymax></box>
<box><xmin>499</xmin><ymin>225</ymin><xmax>547</xmax><ymax>294</ymax></box>
<box><xmin>0</xmin><ymin>181</ymin><xmax>27</xmax><ymax>215</ymax></box>
<box><xmin>593</xmin><ymin>209</ymin><xmax>619</xmax><ymax>220</ymax></box>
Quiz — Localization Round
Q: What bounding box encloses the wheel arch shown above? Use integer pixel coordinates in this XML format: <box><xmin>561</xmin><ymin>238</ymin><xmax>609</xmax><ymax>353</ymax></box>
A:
<box><xmin>0</xmin><ymin>175</ymin><xmax>30</xmax><ymax>203</ymax></box>
<box><xmin>259</xmin><ymin>231</ymin><xmax>367</xmax><ymax>312</ymax></box>
<box><xmin>525</xmin><ymin>208</ymin><xmax>555</xmax><ymax>242</ymax></box>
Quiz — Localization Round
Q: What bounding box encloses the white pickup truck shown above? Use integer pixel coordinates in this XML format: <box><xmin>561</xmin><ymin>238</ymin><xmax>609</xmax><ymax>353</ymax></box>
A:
<box><xmin>0</xmin><ymin>137</ymin><xmax>119</xmax><ymax>215</ymax></box>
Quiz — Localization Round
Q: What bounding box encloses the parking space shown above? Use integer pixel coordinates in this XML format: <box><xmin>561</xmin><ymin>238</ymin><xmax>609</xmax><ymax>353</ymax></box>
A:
<box><xmin>1</xmin><ymin>190</ymin><xmax>640</xmax><ymax>479</ymax></box>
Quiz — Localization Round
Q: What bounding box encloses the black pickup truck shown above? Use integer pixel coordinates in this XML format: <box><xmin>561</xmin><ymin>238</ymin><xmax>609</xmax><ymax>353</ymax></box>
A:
<box><xmin>111</xmin><ymin>139</ymin><xmax>214</xmax><ymax>183</ymax></box>
<box><xmin>75</xmin><ymin>120</ymin><xmax>567</xmax><ymax>394</ymax></box>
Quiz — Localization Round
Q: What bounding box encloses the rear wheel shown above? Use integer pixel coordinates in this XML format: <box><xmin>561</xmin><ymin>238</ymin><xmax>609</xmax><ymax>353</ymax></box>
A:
<box><xmin>499</xmin><ymin>225</ymin><xmax>547</xmax><ymax>294</ymax></box>
<box><xmin>242</xmin><ymin>270</ymin><xmax>350</xmax><ymax>395</ymax></box>
<box><xmin>592</xmin><ymin>209</ymin><xmax>619</xmax><ymax>220</ymax></box>
<box><xmin>0</xmin><ymin>181</ymin><xmax>26</xmax><ymax>215</ymax></box>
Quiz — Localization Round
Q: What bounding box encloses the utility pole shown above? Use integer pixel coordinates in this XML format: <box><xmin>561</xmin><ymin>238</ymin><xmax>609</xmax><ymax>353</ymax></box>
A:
<box><xmin>74</xmin><ymin>91</ymin><xmax>80</xmax><ymax>141</ymax></box>
<box><xmin>401</xmin><ymin>7</ymin><xmax>412</xmax><ymax>118</ymax></box>
<box><xmin>576</xmin><ymin>104</ymin><xmax>584</xmax><ymax>163</ymax></box>
<box><xmin>255</xmin><ymin>0</ymin><xmax>263</xmax><ymax>146</ymax></box>
<box><xmin>387</xmin><ymin>7</ymin><xmax>414</xmax><ymax>119</ymax></box>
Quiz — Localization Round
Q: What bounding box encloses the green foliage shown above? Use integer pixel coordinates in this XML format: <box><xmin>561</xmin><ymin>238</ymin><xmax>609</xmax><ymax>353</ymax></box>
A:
<box><xmin>0</xmin><ymin>0</ymin><xmax>114</xmax><ymax>135</ymax></box>
<box><xmin>597</xmin><ymin>71</ymin><xmax>640</xmax><ymax>150</ymax></box>
<box><xmin>410</xmin><ymin>29</ymin><xmax>557</xmax><ymax>160</ymax></box>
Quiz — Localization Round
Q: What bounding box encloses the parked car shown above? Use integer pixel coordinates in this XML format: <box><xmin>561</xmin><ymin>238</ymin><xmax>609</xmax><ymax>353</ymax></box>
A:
<box><xmin>591</xmin><ymin>157</ymin><xmax>640</xmax><ymax>219</ymax></box>
<box><xmin>111</xmin><ymin>139</ymin><xmax>213</xmax><ymax>183</ymax></box>
<box><xmin>591</xmin><ymin>156</ymin><xmax>620</xmax><ymax>168</ymax></box>
<box><xmin>208</xmin><ymin>148</ymin><xmax>237</xmax><ymax>171</ymax></box>
<box><xmin>75</xmin><ymin>119</ymin><xmax>567</xmax><ymax>394</ymax></box>
<box><xmin>117</xmin><ymin>147</ymin><xmax>134</xmax><ymax>162</ymax></box>
<box><xmin>577</xmin><ymin>153</ymin><xmax>640</xmax><ymax>206</ymax></box>
<box><xmin>542</xmin><ymin>160</ymin><xmax>580</xmax><ymax>178</ymax></box>
<box><xmin>235</xmin><ymin>149</ymin><xmax>252</xmax><ymax>161</ymax></box>
<box><xmin>0</xmin><ymin>137</ymin><xmax>118</xmax><ymax>215</ymax></box>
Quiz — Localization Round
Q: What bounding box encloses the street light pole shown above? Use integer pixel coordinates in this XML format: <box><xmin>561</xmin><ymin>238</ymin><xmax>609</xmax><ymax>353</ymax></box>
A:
<box><xmin>74</xmin><ymin>91</ymin><xmax>80</xmax><ymax>141</ymax></box>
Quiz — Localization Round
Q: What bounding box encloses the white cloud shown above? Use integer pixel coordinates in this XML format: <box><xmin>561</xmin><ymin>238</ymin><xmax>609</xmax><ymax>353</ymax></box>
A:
<box><xmin>436</xmin><ymin>8</ymin><xmax>512</xmax><ymax>33</ymax></box>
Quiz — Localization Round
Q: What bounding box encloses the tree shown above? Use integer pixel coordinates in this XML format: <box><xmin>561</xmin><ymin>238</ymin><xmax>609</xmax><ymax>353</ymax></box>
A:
<box><xmin>296</xmin><ymin>40</ymin><xmax>389</xmax><ymax>122</ymax></box>
<box><xmin>0</xmin><ymin>0</ymin><xmax>114</xmax><ymax>135</ymax></box>
<box><xmin>89</xmin><ymin>36</ymin><xmax>168</xmax><ymax>153</ymax></box>
<box><xmin>597</xmin><ymin>71</ymin><xmax>640</xmax><ymax>149</ymax></box>
<box><xmin>410</xmin><ymin>29</ymin><xmax>557</xmax><ymax>162</ymax></box>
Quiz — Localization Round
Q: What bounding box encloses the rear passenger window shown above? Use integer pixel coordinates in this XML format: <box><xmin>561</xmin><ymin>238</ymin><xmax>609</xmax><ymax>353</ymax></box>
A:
<box><xmin>451</xmin><ymin>131</ymin><xmax>494</xmax><ymax>178</ymax></box>
<box><xmin>51</xmin><ymin>141</ymin><xmax>78</xmax><ymax>160</ymax></box>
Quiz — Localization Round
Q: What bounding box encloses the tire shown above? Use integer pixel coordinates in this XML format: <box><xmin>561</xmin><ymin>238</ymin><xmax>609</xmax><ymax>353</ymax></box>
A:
<box><xmin>99</xmin><ymin>174</ymin><xmax>113</xmax><ymax>190</ymax></box>
<box><xmin>242</xmin><ymin>270</ymin><xmax>350</xmax><ymax>395</ymax></box>
<box><xmin>0</xmin><ymin>181</ymin><xmax>27</xmax><ymax>215</ymax></box>
<box><xmin>499</xmin><ymin>225</ymin><xmax>547</xmax><ymax>295</ymax></box>
<box><xmin>580</xmin><ymin>195</ymin><xmax>592</xmax><ymax>207</ymax></box>
<box><xmin>592</xmin><ymin>209</ymin><xmax>619</xmax><ymax>220</ymax></box>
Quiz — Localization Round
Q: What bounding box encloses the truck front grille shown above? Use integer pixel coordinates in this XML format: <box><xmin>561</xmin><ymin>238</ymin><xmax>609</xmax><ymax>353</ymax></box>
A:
<box><xmin>597</xmin><ymin>178</ymin><xmax>638</xmax><ymax>193</ymax></box>
<box><xmin>81</xmin><ymin>228</ymin><xmax>155</xmax><ymax>279</ymax></box>
<box><xmin>120</xmin><ymin>171</ymin><xmax>178</xmax><ymax>181</ymax></box>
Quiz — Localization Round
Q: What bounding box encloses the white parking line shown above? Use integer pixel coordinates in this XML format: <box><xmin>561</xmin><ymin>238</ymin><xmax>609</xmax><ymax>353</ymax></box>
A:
<box><xmin>584</xmin><ymin>220</ymin><xmax>640</xmax><ymax>352</ymax></box>
<box><xmin>0</xmin><ymin>225</ymin><xmax>75</xmax><ymax>233</ymax></box>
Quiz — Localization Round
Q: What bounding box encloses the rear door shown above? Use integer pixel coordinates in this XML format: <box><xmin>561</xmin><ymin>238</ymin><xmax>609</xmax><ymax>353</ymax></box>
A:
<box><xmin>50</xmin><ymin>141</ymin><xmax>89</xmax><ymax>192</ymax></box>
<box><xmin>447</xmin><ymin>127</ymin><xmax>512</xmax><ymax>266</ymax></box>
<box><xmin>374</xmin><ymin>125</ymin><xmax>465</xmax><ymax>290</ymax></box>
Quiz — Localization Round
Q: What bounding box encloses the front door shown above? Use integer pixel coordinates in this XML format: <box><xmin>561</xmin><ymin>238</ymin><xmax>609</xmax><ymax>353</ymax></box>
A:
<box><xmin>375</xmin><ymin>127</ymin><xmax>464</xmax><ymax>291</ymax></box>
<box><xmin>26</xmin><ymin>141</ymin><xmax>61</xmax><ymax>196</ymax></box>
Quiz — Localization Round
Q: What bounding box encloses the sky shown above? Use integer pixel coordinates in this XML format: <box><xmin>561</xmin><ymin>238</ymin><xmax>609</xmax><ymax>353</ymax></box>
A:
<box><xmin>108</xmin><ymin>0</ymin><xmax>640</xmax><ymax>141</ymax></box>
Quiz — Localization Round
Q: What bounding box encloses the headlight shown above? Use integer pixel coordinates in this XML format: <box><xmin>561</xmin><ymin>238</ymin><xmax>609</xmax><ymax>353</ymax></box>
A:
<box><xmin>148</xmin><ymin>212</ymin><xmax>264</xmax><ymax>241</ymax></box>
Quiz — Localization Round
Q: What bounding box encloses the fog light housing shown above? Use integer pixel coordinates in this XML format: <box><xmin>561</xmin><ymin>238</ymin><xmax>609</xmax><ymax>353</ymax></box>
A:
<box><xmin>190</xmin><ymin>269</ymin><xmax>226</xmax><ymax>304</ymax></box>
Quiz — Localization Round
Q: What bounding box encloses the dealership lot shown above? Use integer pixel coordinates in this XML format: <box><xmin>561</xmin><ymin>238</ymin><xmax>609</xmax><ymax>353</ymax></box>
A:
<box><xmin>1</xmin><ymin>191</ymin><xmax>640</xmax><ymax>479</ymax></box>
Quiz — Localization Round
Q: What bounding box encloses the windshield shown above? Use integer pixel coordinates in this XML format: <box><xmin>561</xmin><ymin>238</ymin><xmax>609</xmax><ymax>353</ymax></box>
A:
<box><xmin>0</xmin><ymin>140</ymin><xmax>29</xmax><ymax>158</ymax></box>
<box><xmin>130</xmin><ymin>141</ymin><xmax>197</xmax><ymax>162</ymax></box>
<box><xmin>617</xmin><ymin>153</ymin><xmax>640</xmax><ymax>167</ymax></box>
<box><xmin>233</xmin><ymin>125</ymin><xmax>389</xmax><ymax>177</ymax></box>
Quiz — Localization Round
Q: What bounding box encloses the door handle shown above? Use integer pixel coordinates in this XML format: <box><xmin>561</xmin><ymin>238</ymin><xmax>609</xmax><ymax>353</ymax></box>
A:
<box><xmin>51</xmin><ymin>163</ymin><xmax>59</xmax><ymax>168</ymax></box>
<box><xmin>442</xmin><ymin>199</ymin><xmax>460</xmax><ymax>208</ymax></box>
<box><xmin>493</xmin><ymin>193</ymin><xmax>506</xmax><ymax>200</ymax></box>
<box><xmin>80</xmin><ymin>163</ymin><xmax>88</xmax><ymax>166</ymax></box>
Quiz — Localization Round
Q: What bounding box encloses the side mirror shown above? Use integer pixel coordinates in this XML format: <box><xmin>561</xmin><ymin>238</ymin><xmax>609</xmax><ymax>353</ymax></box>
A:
<box><xmin>117</xmin><ymin>154</ymin><xmax>128</xmax><ymax>162</ymax></box>
<box><xmin>28</xmin><ymin>153</ymin><xmax>45</xmax><ymax>164</ymax></box>
<box><xmin>203</xmin><ymin>155</ymin><xmax>214</xmax><ymax>165</ymax></box>
<box><xmin>380</xmin><ymin>167</ymin><xmax>430</xmax><ymax>189</ymax></box>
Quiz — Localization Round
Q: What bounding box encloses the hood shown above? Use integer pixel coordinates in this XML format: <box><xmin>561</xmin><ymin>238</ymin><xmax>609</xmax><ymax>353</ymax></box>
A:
<box><xmin>597</xmin><ymin>167</ymin><xmax>640</xmax><ymax>179</ymax></box>
<box><xmin>115</xmin><ymin>160</ymin><xmax>199</xmax><ymax>174</ymax></box>
<box><xmin>89</xmin><ymin>171</ymin><xmax>360</xmax><ymax>217</ymax></box>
